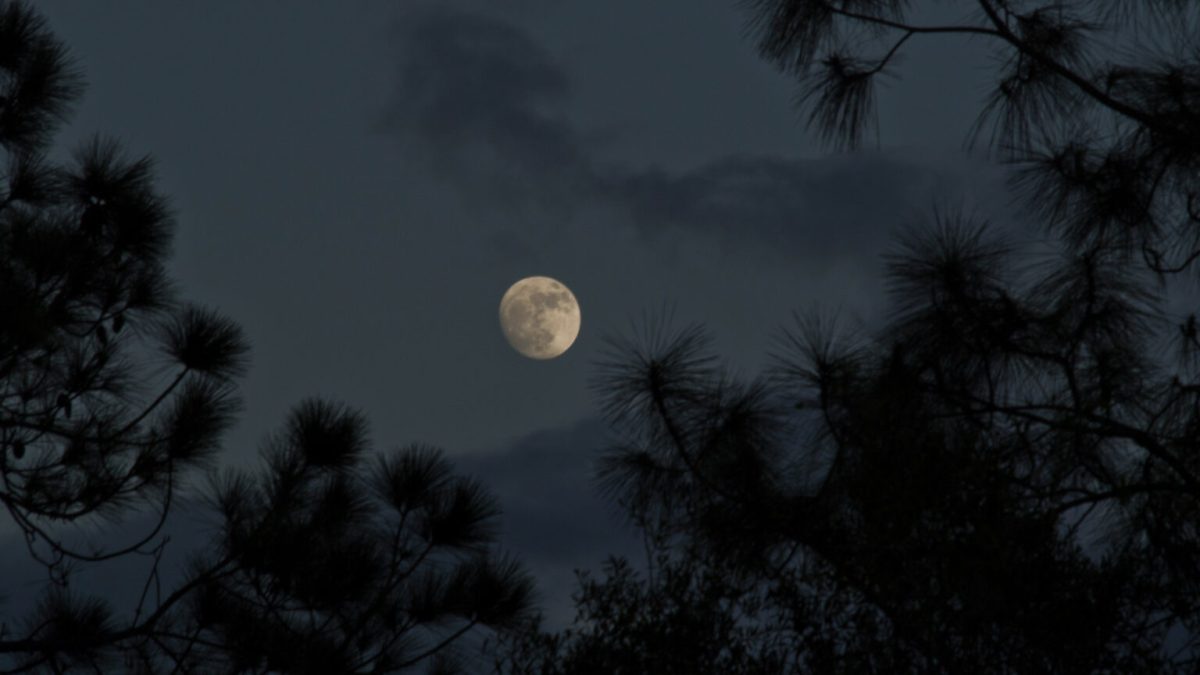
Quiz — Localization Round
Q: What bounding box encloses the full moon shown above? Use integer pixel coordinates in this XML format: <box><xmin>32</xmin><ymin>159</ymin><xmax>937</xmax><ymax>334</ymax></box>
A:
<box><xmin>499</xmin><ymin>276</ymin><xmax>581</xmax><ymax>360</ymax></box>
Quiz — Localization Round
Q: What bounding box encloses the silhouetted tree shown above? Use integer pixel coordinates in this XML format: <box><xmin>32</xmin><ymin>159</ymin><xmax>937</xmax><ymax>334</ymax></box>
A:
<box><xmin>132</xmin><ymin>400</ymin><xmax>535</xmax><ymax>674</ymax></box>
<box><xmin>493</xmin><ymin>542</ymin><xmax>789</xmax><ymax>674</ymax></box>
<box><xmin>0</xmin><ymin>0</ymin><xmax>248</xmax><ymax>604</ymax></box>
<box><xmin>499</xmin><ymin>1</ymin><xmax>1200</xmax><ymax>673</ymax></box>
<box><xmin>0</xmin><ymin>3</ymin><xmax>534</xmax><ymax>672</ymax></box>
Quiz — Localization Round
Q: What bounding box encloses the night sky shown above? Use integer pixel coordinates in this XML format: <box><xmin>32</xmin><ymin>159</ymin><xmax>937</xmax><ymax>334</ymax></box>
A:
<box><xmin>8</xmin><ymin>0</ymin><xmax>1032</xmax><ymax>627</ymax></box>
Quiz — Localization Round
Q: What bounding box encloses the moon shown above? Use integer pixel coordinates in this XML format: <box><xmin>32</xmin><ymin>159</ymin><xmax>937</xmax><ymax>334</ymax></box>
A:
<box><xmin>499</xmin><ymin>276</ymin><xmax>581</xmax><ymax>360</ymax></box>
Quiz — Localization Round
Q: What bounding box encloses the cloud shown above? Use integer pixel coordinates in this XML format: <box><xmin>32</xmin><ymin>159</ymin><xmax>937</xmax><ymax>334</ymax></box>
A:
<box><xmin>380</xmin><ymin>5</ymin><xmax>953</xmax><ymax>261</ymax></box>
<box><xmin>381</xmin><ymin>5</ymin><xmax>595</xmax><ymax>219</ymax></box>
<box><xmin>457</xmin><ymin>417</ymin><xmax>634</xmax><ymax>564</ymax></box>
<box><xmin>606</xmin><ymin>153</ymin><xmax>941</xmax><ymax>257</ymax></box>
<box><xmin>456</xmin><ymin>416</ymin><xmax>642</xmax><ymax>628</ymax></box>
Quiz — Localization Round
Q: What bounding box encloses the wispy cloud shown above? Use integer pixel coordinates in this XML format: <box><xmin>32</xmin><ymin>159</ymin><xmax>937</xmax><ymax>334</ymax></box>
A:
<box><xmin>456</xmin><ymin>417</ymin><xmax>641</xmax><ymax>628</ymax></box>
<box><xmin>380</xmin><ymin>5</ymin><xmax>948</xmax><ymax>261</ymax></box>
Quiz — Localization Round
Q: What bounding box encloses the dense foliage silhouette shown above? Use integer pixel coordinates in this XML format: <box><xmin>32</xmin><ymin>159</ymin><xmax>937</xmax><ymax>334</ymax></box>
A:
<box><xmin>0</xmin><ymin>3</ymin><xmax>533</xmax><ymax>672</ymax></box>
<box><xmin>497</xmin><ymin>1</ymin><xmax>1200</xmax><ymax>673</ymax></box>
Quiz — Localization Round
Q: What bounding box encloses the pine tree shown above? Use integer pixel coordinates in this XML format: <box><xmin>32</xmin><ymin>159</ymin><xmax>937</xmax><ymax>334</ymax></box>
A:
<box><xmin>502</xmin><ymin>2</ymin><xmax>1200</xmax><ymax>672</ymax></box>
<box><xmin>0</xmin><ymin>3</ymin><xmax>534</xmax><ymax>671</ymax></box>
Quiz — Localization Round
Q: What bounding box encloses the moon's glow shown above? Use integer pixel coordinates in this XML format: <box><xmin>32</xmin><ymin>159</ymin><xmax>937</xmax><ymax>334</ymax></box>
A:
<box><xmin>499</xmin><ymin>276</ymin><xmax>580</xmax><ymax>359</ymax></box>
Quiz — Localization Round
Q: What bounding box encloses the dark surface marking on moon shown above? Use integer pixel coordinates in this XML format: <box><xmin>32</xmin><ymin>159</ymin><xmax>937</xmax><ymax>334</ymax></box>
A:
<box><xmin>503</xmin><ymin>298</ymin><xmax>556</xmax><ymax>353</ymax></box>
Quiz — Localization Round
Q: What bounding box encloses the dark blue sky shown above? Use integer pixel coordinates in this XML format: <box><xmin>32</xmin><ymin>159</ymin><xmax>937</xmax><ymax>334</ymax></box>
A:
<box><xmin>14</xmin><ymin>0</ymin><xmax>1026</xmax><ymax>627</ymax></box>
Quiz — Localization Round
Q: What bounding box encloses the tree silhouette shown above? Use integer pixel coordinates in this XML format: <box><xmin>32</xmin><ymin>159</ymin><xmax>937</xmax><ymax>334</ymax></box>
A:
<box><xmin>131</xmin><ymin>401</ymin><xmax>535</xmax><ymax>674</ymax></box>
<box><xmin>0</xmin><ymin>3</ymin><xmax>534</xmax><ymax>672</ymax></box>
<box><xmin>492</xmin><ymin>540</ymin><xmax>791</xmax><ymax>674</ymax></box>
<box><xmin>0</xmin><ymin>0</ymin><xmax>247</xmax><ymax>594</ymax></box>
<box><xmin>499</xmin><ymin>1</ymin><xmax>1200</xmax><ymax>672</ymax></box>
